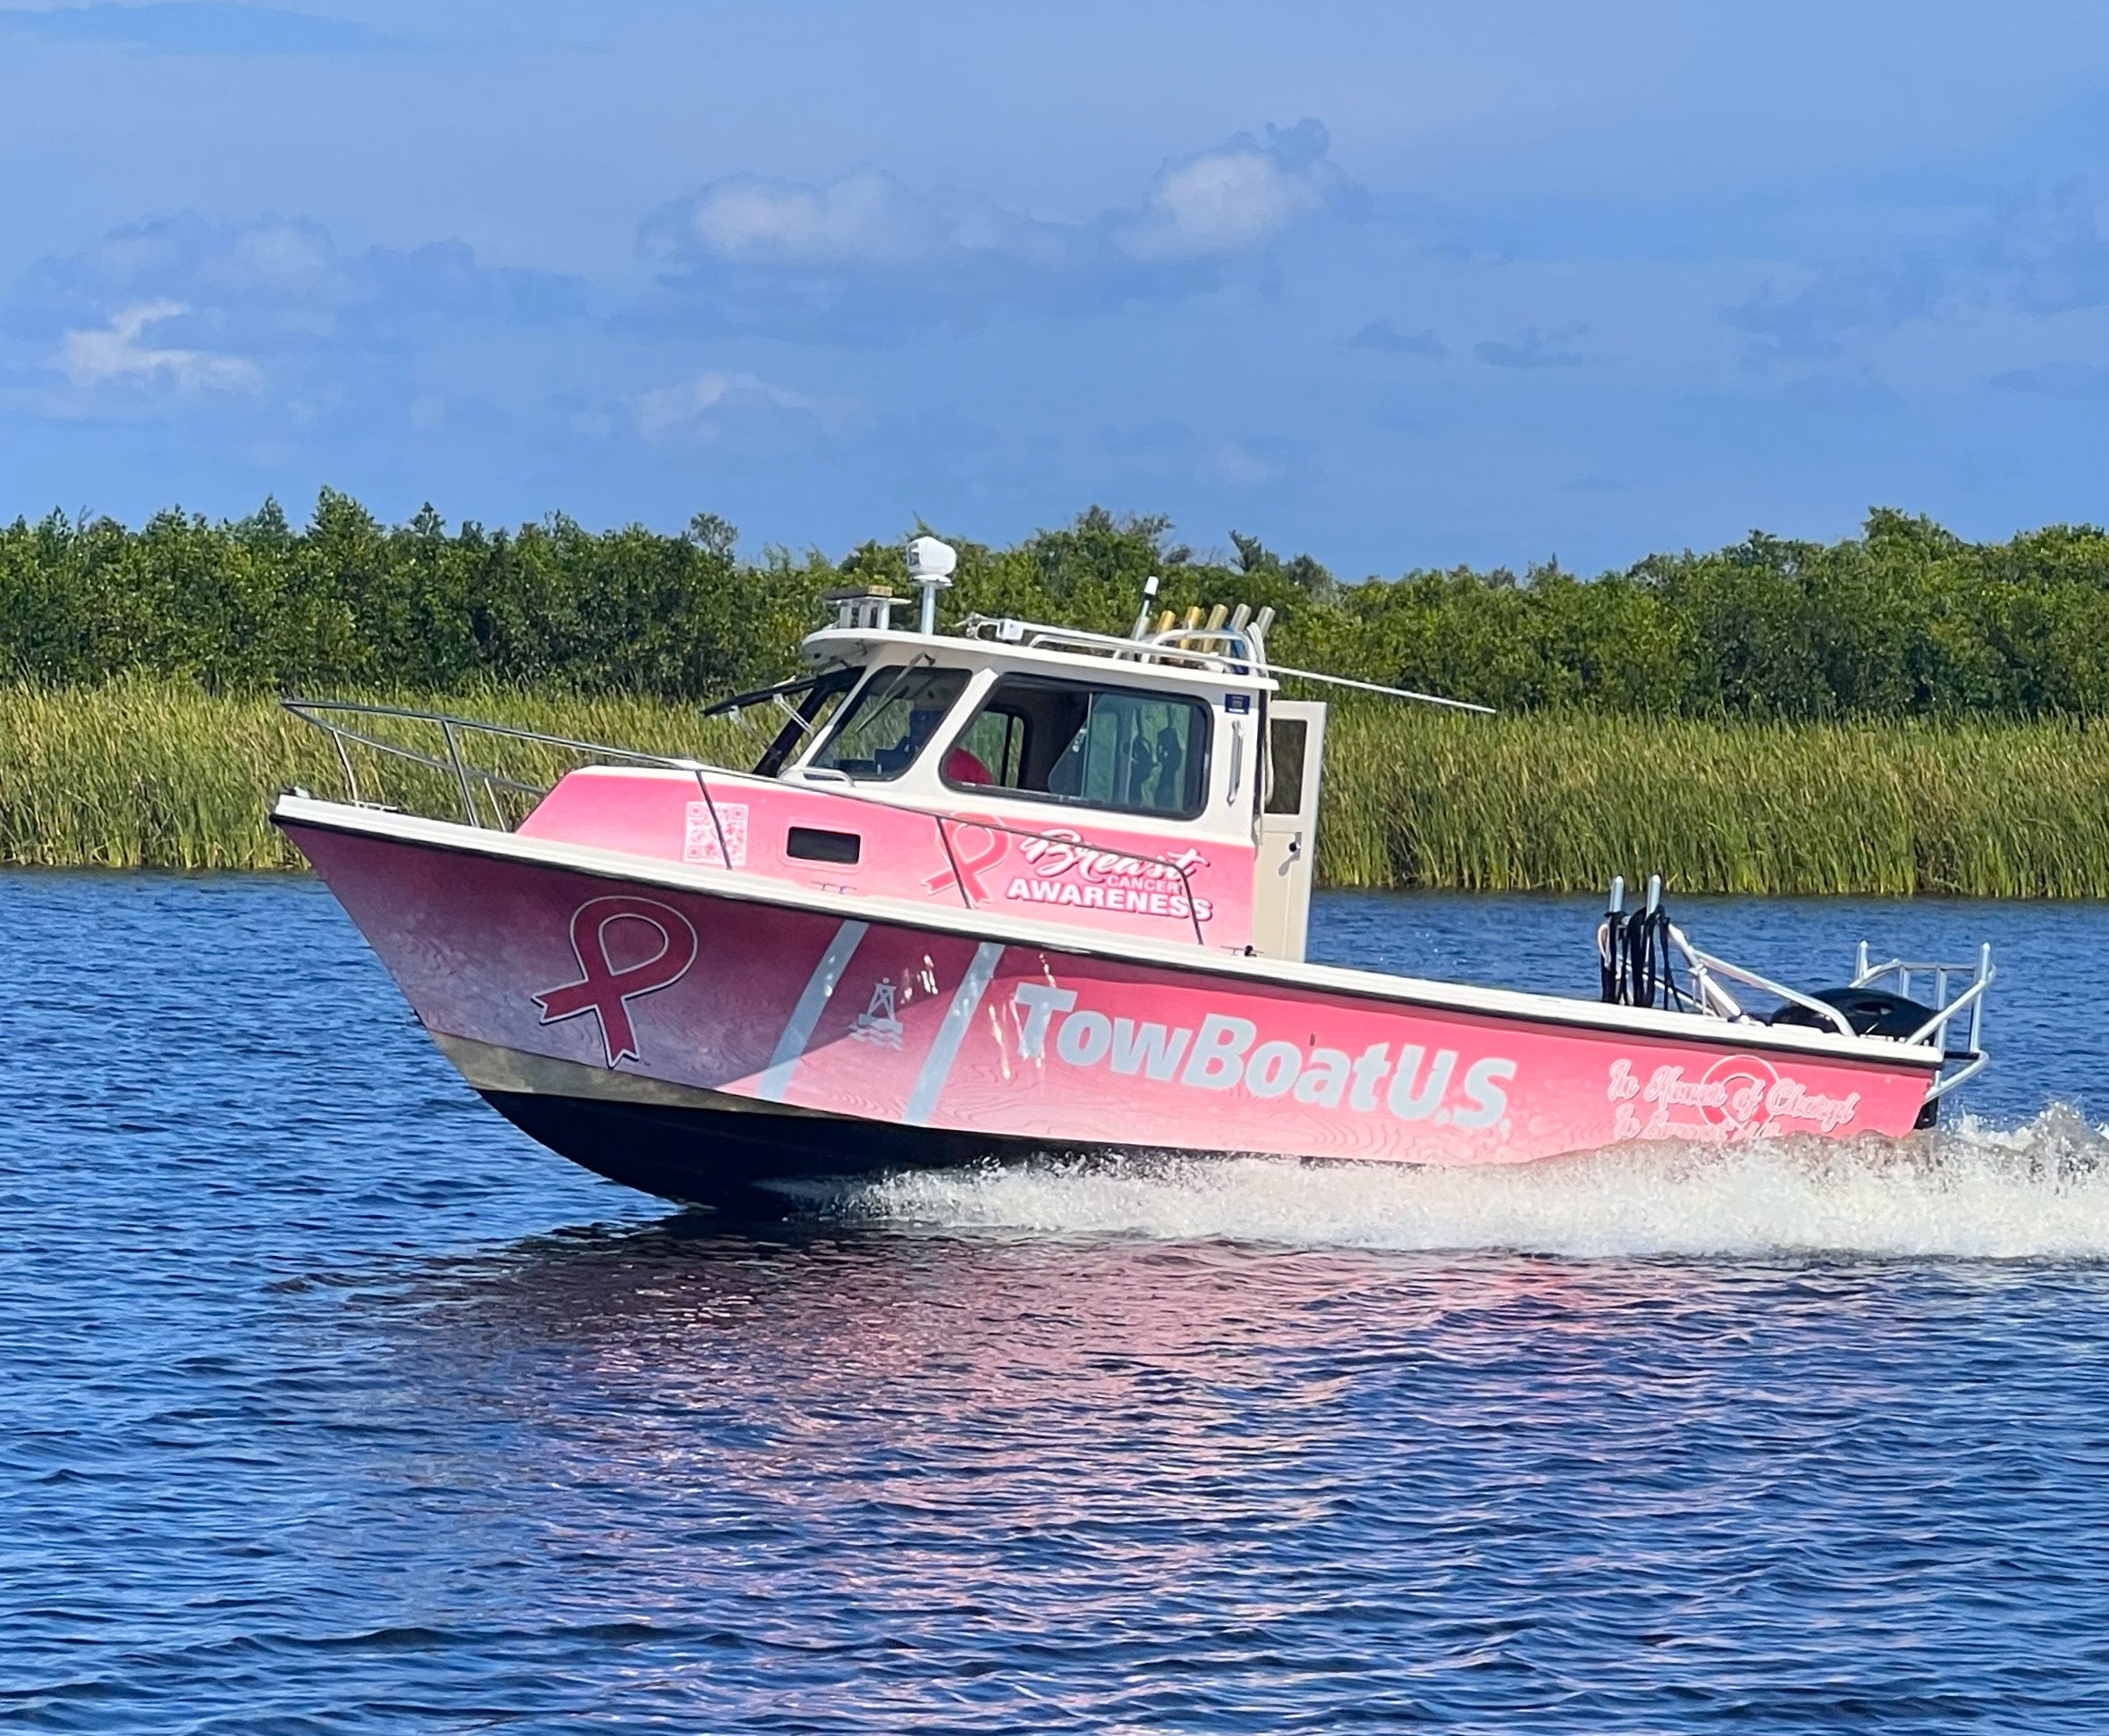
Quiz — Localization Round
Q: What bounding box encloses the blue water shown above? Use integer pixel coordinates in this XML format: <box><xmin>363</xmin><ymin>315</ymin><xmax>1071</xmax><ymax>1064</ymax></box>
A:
<box><xmin>7</xmin><ymin>872</ymin><xmax>2109</xmax><ymax>1732</ymax></box>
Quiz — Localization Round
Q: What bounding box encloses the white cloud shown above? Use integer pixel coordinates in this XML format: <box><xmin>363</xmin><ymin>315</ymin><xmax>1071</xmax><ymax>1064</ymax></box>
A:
<box><xmin>1727</xmin><ymin>182</ymin><xmax>2109</xmax><ymax>362</ymax></box>
<box><xmin>8</xmin><ymin>215</ymin><xmax>593</xmax><ymax>434</ymax></box>
<box><xmin>204</xmin><ymin>221</ymin><xmax>343</xmax><ymax>299</ymax></box>
<box><xmin>639</xmin><ymin>120</ymin><xmax>1359</xmax><ymax>338</ymax></box>
<box><xmin>1211</xmin><ymin>442</ymin><xmax>1286</xmax><ymax>485</ymax></box>
<box><xmin>1117</xmin><ymin>123</ymin><xmax>1355</xmax><ymax>263</ymax></box>
<box><xmin>681</xmin><ymin>171</ymin><xmax>924</xmax><ymax>266</ymax></box>
<box><xmin>634</xmin><ymin>369</ymin><xmax>839</xmax><ymax>442</ymax></box>
<box><xmin>57</xmin><ymin>301</ymin><xmax>261</xmax><ymax>392</ymax></box>
<box><xmin>646</xmin><ymin>168</ymin><xmax>1082</xmax><ymax>282</ymax></box>
<box><xmin>17</xmin><ymin>215</ymin><xmax>587</xmax><ymax>363</ymax></box>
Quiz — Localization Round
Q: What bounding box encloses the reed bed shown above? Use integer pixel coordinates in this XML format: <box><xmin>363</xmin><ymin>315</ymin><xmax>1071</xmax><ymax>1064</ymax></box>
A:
<box><xmin>0</xmin><ymin>679</ymin><xmax>769</xmax><ymax>872</ymax></box>
<box><xmin>4</xmin><ymin>679</ymin><xmax>2107</xmax><ymax>896</ymax></box>
<box><xmin>1320</xmin><ymin>706</ymin><xmax>2109</xmax><ymax>897</ymax></box>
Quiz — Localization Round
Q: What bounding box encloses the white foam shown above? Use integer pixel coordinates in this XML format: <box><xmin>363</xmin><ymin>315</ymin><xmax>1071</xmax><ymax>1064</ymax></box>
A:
<box><xmin>841</xmin><ymin>1106</ymin><xmax>2109</xmax><ymax>1261</ymax></box>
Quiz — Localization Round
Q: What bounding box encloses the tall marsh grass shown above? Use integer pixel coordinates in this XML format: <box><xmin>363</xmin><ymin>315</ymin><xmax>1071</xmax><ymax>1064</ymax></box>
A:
<box><xmin>0</xmin><ymin>680</ymin><xmax>770</xmax><ymax>872</ymax></box>
<box><xmin>3</xmin><ymin>679</ymin><xmax>2105</xmax><ymax>896</ymax></box>
<box><xmin>1320</xmin><ymin>706</ymin><xmax>2109</xmax><ymax>897</ymax></box>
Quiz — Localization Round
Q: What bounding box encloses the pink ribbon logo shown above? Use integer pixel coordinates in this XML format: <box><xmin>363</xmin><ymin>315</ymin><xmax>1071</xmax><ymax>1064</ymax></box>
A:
<box><xmin>925</xmin><ymin>814</ymin><xmax>1011</xmax><ymax>904</ymax></box>
<box><xmin>534</xmin><ymin>896</ymin><xmax>699</xmax><ymax>1066</ymax></box>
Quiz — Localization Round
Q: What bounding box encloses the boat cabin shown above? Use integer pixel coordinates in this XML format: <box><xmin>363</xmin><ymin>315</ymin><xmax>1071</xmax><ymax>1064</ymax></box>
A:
<box><xmin>516</xmin><ymin>539</ymin><xmax>1346</xmax><ymax>958</ymax></box>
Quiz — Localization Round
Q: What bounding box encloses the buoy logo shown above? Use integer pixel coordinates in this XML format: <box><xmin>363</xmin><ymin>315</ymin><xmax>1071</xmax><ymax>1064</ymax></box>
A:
<box><xmin>1697</xmin><ymin>1053</ymin><xmax>1781</xmax><ymax>1132</ymax></box>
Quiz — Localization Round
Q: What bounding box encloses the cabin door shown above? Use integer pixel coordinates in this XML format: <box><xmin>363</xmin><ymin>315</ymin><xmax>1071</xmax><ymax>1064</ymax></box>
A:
<box><xmin>1252</xmin><ymin>700</ymin><xmax>1328</xmax><ymax>962</ymax></box>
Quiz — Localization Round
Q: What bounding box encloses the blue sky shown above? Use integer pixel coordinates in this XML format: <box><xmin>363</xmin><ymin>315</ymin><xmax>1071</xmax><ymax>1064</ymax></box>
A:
<box><xmin>5</xmin><ymin>0</ymin><xmax>2109</xmax><ymax>573</ymax></box>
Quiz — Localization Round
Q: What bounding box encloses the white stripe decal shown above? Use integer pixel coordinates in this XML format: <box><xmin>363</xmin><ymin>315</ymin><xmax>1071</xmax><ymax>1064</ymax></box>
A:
<box><xmin>905</xmin><ymin>942</ymin><xmax>1005</xmax><ymax>1126</ymax></box>
<box><xmin>755</xmin><ymin>920</ymin><xmax>869</xmax><ymax>1103</ymax></box>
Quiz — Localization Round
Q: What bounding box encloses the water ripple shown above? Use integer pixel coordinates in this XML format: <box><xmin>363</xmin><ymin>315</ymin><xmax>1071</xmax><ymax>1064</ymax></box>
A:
<box><xmin>6</xmin><ymin>872</ymin><xmax>2109</xmax><ymax>1731</ymax></box>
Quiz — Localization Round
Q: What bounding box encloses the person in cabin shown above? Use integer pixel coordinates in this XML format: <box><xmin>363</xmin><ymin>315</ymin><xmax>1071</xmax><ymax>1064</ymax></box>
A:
<box><xmin>898</xmin><ymin>704</ymin><xmax>991</xmax><ymax>785</ymax></box>
<box><xmin>1150</xmin><ymin>721</ymin><xmax>1185</xmax><ymax>810</ymax></box>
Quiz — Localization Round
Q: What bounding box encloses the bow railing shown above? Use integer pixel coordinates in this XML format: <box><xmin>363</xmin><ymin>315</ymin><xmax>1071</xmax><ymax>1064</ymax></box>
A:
<box><xmin>287</xmin><ymin>699</ymin><xmax>1214</xmax><ymax>948</ymax></box>
<box><xmin>283</xmin><ymin>699</ymin><xmax>708</xmax><ymax>829</ymax></box>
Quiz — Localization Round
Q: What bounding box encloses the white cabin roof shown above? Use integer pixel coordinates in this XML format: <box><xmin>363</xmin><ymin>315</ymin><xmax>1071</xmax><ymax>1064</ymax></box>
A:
<box><xmin>797</xmin><ymin>624</ymin><xmax>1279</xmax><ymax>697</ymax></box>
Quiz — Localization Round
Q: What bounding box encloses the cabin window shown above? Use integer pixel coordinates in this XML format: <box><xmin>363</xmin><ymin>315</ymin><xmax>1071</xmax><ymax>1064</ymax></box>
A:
<box><xmin>1263</xmin><ymin>716</ymin><xmax>1309</xmax><ymax>815</ymax></box>
<box><xmin>806</xmin><ymin>666</ymin><xmax>972</xmax><ymax>781</ymax></box>
<box><xmin>747</xmin><ymin>669</ymin><xmax>857</xmax><ymax>778</ymax></box>
<box><xmin>950</xmin><ymin>706</ymin><xmax>1027</xmax><ymax>788</ymax></box>
<box><xmin>945</xmin><ymin>676</ymin><xmax>1210</xmax><ymax>820</ymax></box>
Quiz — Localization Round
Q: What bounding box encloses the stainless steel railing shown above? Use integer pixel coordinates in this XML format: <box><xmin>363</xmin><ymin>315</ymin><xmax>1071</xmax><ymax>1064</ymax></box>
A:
<box><xmin>1600</xmin><ymin>873</ymin><xmax>1994</xmax><ymax>1110</ymax></box>
<box><xmin>285</xmin><ymin>698</ymin><xmax>1212</xmax><ymax>945</ymax></box>
<box><xmin>1852</xmin><ymin>941</ymin><xmax>1995</xmax><ymax>1101</ymax></box>
<box><xmin>283</xmin><ymin>698</ymin><xmax>703</xmax><ymax>829</ymax></box>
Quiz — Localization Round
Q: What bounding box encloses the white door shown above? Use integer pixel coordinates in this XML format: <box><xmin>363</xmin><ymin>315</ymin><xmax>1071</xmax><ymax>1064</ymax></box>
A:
<box><xmin>1252</xmin><ymin>700</ymin><xmax>1328</xmax><ymax>961</ymax></box>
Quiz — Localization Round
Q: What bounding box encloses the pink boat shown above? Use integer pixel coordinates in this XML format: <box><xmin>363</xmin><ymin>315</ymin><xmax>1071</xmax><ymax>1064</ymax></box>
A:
<box><xmin>274</xmin><ymin>536</ymin><xmax>1993</xmax><ymax>1207</ymax></box>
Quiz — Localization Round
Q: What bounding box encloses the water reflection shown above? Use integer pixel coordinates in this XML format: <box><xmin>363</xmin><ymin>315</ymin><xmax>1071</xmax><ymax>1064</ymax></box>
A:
<box><xmin>318</xmin><ymin>1206</ymin><xmax>2109</xmax><ymax>1729</ymax></box>
<box><xmin>361</xmin><ymin>1198</ymin><xmax>2090</xmax><ymax>1546</ymax></box>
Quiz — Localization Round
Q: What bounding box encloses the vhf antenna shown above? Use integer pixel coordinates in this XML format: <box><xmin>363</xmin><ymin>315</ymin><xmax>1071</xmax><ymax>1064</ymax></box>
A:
<box><xmin>1129</xmin><ymin>574</ymin><xmax>1160</xmax><ymax>641</ymax></box>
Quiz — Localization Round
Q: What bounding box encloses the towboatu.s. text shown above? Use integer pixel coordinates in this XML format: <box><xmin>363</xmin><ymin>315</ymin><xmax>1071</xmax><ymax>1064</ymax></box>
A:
<box><xmin>274</xmin><ymin>535</ymin><xmax>1993</xmax><ymax>1205</ymax></box>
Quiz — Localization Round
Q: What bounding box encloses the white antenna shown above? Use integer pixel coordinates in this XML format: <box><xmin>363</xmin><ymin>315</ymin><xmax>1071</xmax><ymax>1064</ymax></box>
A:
<box><xmin>1129</xmin><ymin>574</ymin><xmax>1160</xmax><ymax>641</ymax></box>
<box><xmin>907</xmin><ymin>535</ymin><xmax>957</xmax><ymax>636</ymax></box>
<box><xmin>1267</xmin><ymin>662</ymin><xmax>1495</xmax><ymax>713</ymax></box>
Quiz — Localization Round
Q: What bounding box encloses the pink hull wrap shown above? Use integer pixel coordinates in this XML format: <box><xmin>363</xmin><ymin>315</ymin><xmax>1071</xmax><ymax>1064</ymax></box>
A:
<box><xmin>286</xmin><ymin>821</ymin><xmax>1936</xmax><ymax>1167</ymax></box>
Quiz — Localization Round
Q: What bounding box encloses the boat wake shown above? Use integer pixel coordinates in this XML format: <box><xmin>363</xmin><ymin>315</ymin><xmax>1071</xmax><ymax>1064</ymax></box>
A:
<box><xmin>840</xmin><ymin>1105</ymin><xmax>2109</xmax><ymax>1260</ymax></box>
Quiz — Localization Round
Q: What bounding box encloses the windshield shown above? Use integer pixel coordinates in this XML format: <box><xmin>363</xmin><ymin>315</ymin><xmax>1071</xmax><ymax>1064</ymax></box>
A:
<box><xmin>806</xmin><ymin>666</ymin><xmax>972</xmax><ymax>781</ymax></box>
<box><xmin>747</xmin><ymin>669</ymin><xmax>856</xmax><ymax>777</ymax></box>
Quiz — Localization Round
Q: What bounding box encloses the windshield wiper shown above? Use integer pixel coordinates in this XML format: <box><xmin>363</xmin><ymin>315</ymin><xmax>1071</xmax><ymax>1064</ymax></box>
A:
<box><xmin>701</xmin><ymin>671</ymin><xmax>836</xmax><ymax>718</ymax></box>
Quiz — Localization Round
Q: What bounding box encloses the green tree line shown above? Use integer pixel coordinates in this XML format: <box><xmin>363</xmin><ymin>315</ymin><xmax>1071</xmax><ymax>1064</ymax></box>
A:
<box><xmin>7</xmin><ymin>491</ymin><xmax>2109</xmax><ymax>717</ymax></box>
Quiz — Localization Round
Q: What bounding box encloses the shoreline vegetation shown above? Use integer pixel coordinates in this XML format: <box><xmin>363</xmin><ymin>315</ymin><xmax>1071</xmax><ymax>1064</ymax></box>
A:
<box><xmin>9</xmin><ymin>494</ymin><xmax>2109</xmax><ymax>896</ymax></box>
<box><xmin>6</xmin><ymin>679</ymin><xmax>2107</xmax><ymax>897</ymax></box>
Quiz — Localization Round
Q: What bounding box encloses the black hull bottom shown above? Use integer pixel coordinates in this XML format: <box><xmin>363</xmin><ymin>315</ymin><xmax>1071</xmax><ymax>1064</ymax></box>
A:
<box><xmin>478</xmin><ymin>1088</ymin><xmax>1106</xmax><ymax>1209</ymax></box>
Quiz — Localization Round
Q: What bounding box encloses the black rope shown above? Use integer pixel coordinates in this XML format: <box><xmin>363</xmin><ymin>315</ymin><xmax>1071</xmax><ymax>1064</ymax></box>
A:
<box><xmin>1599</xmin><ymin>905</ymin><xmax>1693</xmax><ymax>1011</ymax></box>
<box><xmin>1599</xmin><ymin>912</ymin><xmax>1620</xmax><ymax>1002</ymax></box>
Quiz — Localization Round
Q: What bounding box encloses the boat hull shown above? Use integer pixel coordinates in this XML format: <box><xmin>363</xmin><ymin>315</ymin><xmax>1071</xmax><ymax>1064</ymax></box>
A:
<box><xmin>436</xmin><ymin>1031</ymin><xmax>1099</xmax><ymax>1204</ymax></box>
<box><xmin>277</xmin><ymin>803</ymin><xmax>1940</xmax><ymax>1204</ymax></box>
<box><xmin>480</xmin><ymin>1085</ymin><xmax>1099</xmax><ymax>1205</ymax></box>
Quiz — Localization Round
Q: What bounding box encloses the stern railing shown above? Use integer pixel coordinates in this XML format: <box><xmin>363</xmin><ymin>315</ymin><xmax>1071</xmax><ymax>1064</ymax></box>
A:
<box><xmin>1852</xmin><ymin>941</ymin><xmax>1995</xmax><ymax>1102</ymax></box>
<box><xmin>1599</xmin><ymin>875</ymin><xmax>1994</xmax><ymax>1111</ymax></box>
